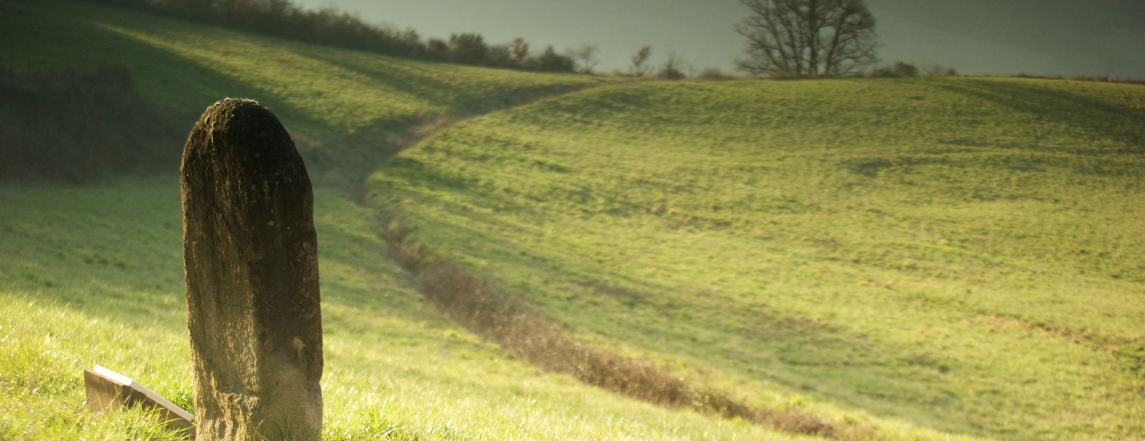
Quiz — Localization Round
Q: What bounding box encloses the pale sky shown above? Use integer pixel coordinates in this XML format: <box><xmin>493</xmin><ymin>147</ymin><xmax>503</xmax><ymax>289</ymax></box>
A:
<box><xmin>291</xmin><ymin>0</ymin><xmax>1145</xmax><ymax>78</ymax></box>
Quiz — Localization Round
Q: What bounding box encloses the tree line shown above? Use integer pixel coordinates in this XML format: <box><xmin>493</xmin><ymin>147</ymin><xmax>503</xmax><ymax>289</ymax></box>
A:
<box><xmin>81</xmin><ymin>0</ymin><xmax>959</xmax><ymax>81</ymax></box>
<box><xmin>80</xmin><ymin>0</ymin><xmax>580</xmax><ymax>73</ymax></box>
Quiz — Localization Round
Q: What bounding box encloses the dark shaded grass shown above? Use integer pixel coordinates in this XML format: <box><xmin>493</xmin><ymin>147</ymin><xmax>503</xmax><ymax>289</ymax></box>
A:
<box><xmin>934</xmin><ymin>79</ymin><xmax>1145</xmax><ymax>152</ymax></box>
<box><xmin>379</xmin><ymin>213</ymin><xmax>881</xmax><ymax>441</ymax></box>
<box><xmin>1011</xmin><ymin>73</ymin><xmax>1145</xmax><ymax>86</ymax></box>
<box><xmin>0</xmin><ymin>67</ymin><xmax>185</xmax><ymax>183</ymax></box>
<box><xmin>299</xmin><ymin>78</ymin><xmax>603</xmax><ymax>202</ymax></box>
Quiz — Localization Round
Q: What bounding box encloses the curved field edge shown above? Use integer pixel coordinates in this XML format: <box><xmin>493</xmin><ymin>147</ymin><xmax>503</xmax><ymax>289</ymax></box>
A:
<box><xmin>0</xmin><ymin>0</ymin><xmax>619</xmax><ymax>196</ymax></box>
<box><xmin>379</xmin><ymin>211</ymin><xmax>895</xmax><ymax>440</ymax></box>
<box><xmin>0</xmin><ymin>0</ymin><xmax>618</xmax><ymax>137</ymax></box>
<box><xmin>0</xmin><ymin>179</ymin><xmax>813</xmax><ymax>441</ymax></box>
<box><xmin>0</xmin><ymin>1</ymin><xmax>820</xmax><ymax>439</ymax></box>
<box><xmin>366</xmin><ymin>77</ymin><xmax>1145</xmax><ymax>440</ymax></box>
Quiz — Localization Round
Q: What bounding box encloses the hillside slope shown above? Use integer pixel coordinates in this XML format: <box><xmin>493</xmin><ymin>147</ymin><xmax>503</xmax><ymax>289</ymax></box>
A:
<box><xmin>370</xmin><ymin>77</ymin><xmax>1145</xmax><ymax>440</ymax></box>
<box><xmin>2</xmin><ymin>181</ymin><xmax>804</xmax><ymax>440</ymax></box>
<box><xmin>0</xmin><ymin>0</ymin><xmax>612</xmax><ymax>136</ymax></box>
<box><xmin>0</xmin><ymin>1</ymin><xmax>808</xmax><ymax>440</ymax></box>
<box><xmin>0</xmin><ymin>0</ymin><xmax>615</xmax><ymax>190</ymax></box>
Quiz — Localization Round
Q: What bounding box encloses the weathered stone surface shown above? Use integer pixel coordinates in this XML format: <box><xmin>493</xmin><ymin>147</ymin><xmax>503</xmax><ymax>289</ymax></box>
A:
<box><xmin>181</xmin><ymin>98</ymin><xmax>322</xmax><ymax>441</ymax></box>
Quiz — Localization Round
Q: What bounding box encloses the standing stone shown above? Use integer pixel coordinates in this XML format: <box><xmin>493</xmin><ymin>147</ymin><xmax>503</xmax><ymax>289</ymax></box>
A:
<box><xmin>180</xmin><ymin>99</ymin><xmax>322</xmax><ymax>441</ymax></box>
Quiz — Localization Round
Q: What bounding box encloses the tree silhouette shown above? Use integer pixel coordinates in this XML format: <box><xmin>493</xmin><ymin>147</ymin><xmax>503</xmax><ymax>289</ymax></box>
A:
<box><xmin>510</xmin><ymin>38</ymin><xmax>529</xmax><ymax>64</ymax></box>
<box><xmin>736</xmin><ymin>0</ymin><xmax>878</xmax><ymax>77</ymax></box>
<box><xmin>568</xmin><ymin>44</ymin><xmax>600</xmax><ymax>74</ymax></box>
<box><xmin>631</xmin><ymin>46</ymin><xmax>652</xmax><ymax>76</ymax></box>
<box><xmin>659</xmin><ymin>51</ymin><xmax>687</xmax><ymax>80</ymax></box>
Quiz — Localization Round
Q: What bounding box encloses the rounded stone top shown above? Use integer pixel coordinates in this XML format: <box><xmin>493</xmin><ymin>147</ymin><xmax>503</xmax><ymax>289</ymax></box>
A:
<box><xmin>182</xmin><ymin>98</ymin><xmax>305</xmax><ymax>181</ymax></box>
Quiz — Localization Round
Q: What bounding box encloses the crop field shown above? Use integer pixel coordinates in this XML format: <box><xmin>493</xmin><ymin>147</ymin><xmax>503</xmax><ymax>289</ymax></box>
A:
<box><xmin>370</xmin><ymin>78</ymin><xmax>1145</xmax><ymax>440</ymax></box>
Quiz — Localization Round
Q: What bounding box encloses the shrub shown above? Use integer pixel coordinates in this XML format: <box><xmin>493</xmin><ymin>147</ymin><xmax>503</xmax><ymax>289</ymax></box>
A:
<box><xmin>923</xmin><ymin>63</ymin><xmax>957</xmax><ymax>77</ymax></box>
<box><xmin>529</xmin><ymin>46</ymin><xmax>576</xmax><ymax>73</ymax></box>
<box><xmin>658</xmin><ymin>51</ymin><xmax>687</xmax><ymax>80</ymax></box>
<box><xmin>448</xmin><ymin>33</ymin><xmax>488</xmax><ymax>65</ymax></box>
<box><xmin>870</xmin><ymin>61</ymin><xmax>920</xmax><ymax>78</ymax></box>
<box><xmin>425</xmin><ymin>38</ymin><xmax>450</xmax><ymax>61</ymax></box>
<box><xmin>509</xmin><ymin>38</ymin><xmax>529</xmax><ymax>64</ymax></box>
<box><xmin>630</xmin><ymin>46</ymin><xmax>652</xmax><ymax>77</ymax></box>
<box><xmin>699</xmin><ymin>67</ymin><xmax>734</xmax><ymax>80</ymax></box>
<box><xmin>484</xmin><ymin>45</ymin><xmax>516</xmax><ymax>69</ymax></box>
<box><xmin>78</xmin><ymin>0</ymin><xmax>580</xmax><ymax>73</ymax></box>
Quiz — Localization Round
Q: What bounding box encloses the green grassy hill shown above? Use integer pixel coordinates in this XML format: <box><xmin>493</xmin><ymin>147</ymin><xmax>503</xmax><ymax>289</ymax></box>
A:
<box><xmin>2</xmin><ymin>0</ymin><xmax>1143</xmax><ymax>440</ymax></box>
<box><xmin>1</xmin><ymin>1</ymin><xmax>791</xmax><ymax>440</ymax></box>
<box><xmin>2</xmin><ymin>181</ymin><xmax>801</xmax><ymax>440</ymax></box>
<box><xmin>0</xmin><ymin>0</ymin><xmax>615</xmax><ymax>191</ymax></box>
<box><xmin>370</xmin><ymin>78</ymin><xmax>1145</xmax><ymax>440</ymax></box>
<box><xmin>0</xmin><ymin>0</ymin><xmax>611</xmax><ymax>136</ymax></box>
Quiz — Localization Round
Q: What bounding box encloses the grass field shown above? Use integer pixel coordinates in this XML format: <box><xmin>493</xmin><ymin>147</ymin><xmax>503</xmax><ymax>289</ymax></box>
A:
<box><xmin>369</xmin><ymin>78</ymin><xmax>1145</xmax><ymax>440</ymax></box>
<box><xmin>2</xmin><ymin>0</ymin><xmax>1143</xmax><ymax>439</ymax></box>
<box><xmin>0</xmin><ymin>0</ymin><xmax>615</xmax><ymax>191</ymax></box>
<box><xmin>0</xmin><ymin>0</ymin><xmax>612</xmax><ymax>137</ymax></box>
<box><xmin>0</xmin><ymin>0</ymin><xmax>798</xmax><ymax>440</ymax></box>
<box><xmin>1</xmin><ymin>179</ymin><xmax>814</xmax><ymax>440</ymax></box>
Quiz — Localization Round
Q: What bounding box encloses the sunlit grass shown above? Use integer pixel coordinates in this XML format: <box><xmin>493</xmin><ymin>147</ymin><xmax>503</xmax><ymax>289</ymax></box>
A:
<box><xmin>0</xmin><ymin>0</ymin><xmax>615</xmax><ymax>137</ymax></box>
<box><xmin>4</xmin><ymin>0</ymin><xmax>1143</xmax><ymax>439</ymax></box>
<box><xmin>369</xmin><ymin>77</ymin><xmax>1145</xmax><ymax>440</ymax></box>
<box><xmin>0</xmin><ymin>179</ymin><xmax>805</xmax><ymax>440</ymax></box>
<box><xmin>0</xmin><ymin>1</ymin><xmax>801</xmax><ymax>439</ymax></box>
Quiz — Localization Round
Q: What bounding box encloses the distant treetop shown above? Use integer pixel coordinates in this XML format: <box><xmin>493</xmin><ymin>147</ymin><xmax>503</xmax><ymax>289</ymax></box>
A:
<box><xmin>736</xmin><ymin>0</ymin><xmax>879</xmax><ymax>78</ymax></box>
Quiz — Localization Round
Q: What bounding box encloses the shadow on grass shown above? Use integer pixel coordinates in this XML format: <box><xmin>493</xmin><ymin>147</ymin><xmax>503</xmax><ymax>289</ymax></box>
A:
<box><xmin>377</xmin><ymin>209</ymin><xmax>880</xmax><ymax>441</ymax></box>
<box><xmin>934</xmin><ymin>79</ymin><xmax>1145</xmax><ymax>154</ymax></box>
<box><xmin>296</xmin><ymin>47</ymin><xmax>602</xmax><ymax>117</ymax></box>
<box><xmin>368</xmin><ymin>153</ymin><xmax>1018</xmax><ymax>438</ymax></box>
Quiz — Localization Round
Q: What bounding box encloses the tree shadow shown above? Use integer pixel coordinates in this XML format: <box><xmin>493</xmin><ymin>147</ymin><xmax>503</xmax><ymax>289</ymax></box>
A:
<box><xmin>932</xmin><ymin>79</ymin><xmax>1145</xmax><ymax>154</ymax></box>
<box><xmin>293</xmin><ymin>46</ymin><xmax>601</xmax><ymax>117</ymax></box>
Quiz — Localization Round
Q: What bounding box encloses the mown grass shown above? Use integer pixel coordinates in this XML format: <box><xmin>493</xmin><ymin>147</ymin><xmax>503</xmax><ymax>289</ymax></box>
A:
<box><xmin>3</xmin><ymin>0</ymin><xmax>1141</xmax><ymax>439</ymax></box>
<box><xmin>0</xmin><ymin>0</ymin><xmax>616</xmax><ymax>194</ymax></box>
<box><xmin>0</xmin><ymin>0</ymin><xmax>815</xmax><ymax>439</ymax></box>
<box><xmin>369</xmin><ymin>77</ymin><xmax>1145</xmax><ymax>440</ymax></box>
<box><xmin>0</xmin><ymin>0</ymin><xmax>614</xmax><ymax>138</ymax></box>
<box><xmin>0</xmin><ymin>179</ymin><xmax>806</xmax><ymax>440</ymax></box>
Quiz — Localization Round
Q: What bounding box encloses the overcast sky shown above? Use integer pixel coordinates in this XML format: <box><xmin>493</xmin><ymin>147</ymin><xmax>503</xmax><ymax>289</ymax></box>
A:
<box><xmin>291</xmin><ymin>0</ymin><xmax>1145</xmax><ymax>78</ymax></box>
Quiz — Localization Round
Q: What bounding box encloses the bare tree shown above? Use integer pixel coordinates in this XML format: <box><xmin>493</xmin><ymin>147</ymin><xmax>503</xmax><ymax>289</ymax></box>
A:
<box><xmin>735</xmin><ymin>0</ymin><xmax>878</xmax><ymax>77</ymax></box>
<box><xmin>659</xmin><ymin>50</ymin><xmax>687</xmax><ymax>80</ymax></box>
<box><xmin>567</xmin><ymin>44</ymin><xmax>601</xmax><ymax>74</ymax></box>
<box><xmin>631</xmin><ymin>46</ymin><xmax>652</xmax><ymax>76</ymax></box>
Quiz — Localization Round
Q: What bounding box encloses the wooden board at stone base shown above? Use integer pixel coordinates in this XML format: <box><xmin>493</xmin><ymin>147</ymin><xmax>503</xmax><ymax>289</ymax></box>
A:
<box><xmin>84</xmin><ymin>365</ymin><xmax>195</xmax><ymax>438</ymax></box>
